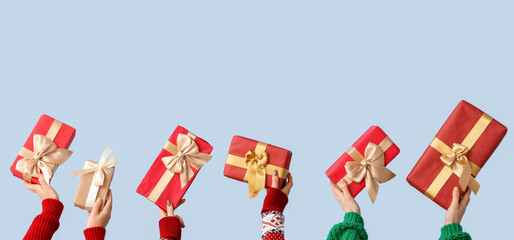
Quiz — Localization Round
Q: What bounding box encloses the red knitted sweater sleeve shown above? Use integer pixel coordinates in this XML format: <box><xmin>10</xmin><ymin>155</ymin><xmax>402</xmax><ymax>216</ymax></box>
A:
<box><xmin>159</xmin><ymin>216</ymin><xmax>182</xmax><ymax>240</ymax></box>
<box><xmin>261</xmin><ymin>188</ymin><xmax>288</xmax><ymax>240</ymax></box>
<box><xmin>84</xmin><ymin>227</ymin><xmax>106</xmax><ymax>240</ymax></box>
<box><xmin>23</xmin><ymin>199</ymin><xmax>64</xmax><ymax>240</ymax></box>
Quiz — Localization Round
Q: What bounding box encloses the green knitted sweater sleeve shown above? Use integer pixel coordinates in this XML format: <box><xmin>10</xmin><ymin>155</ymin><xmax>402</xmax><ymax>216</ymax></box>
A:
<box><xmin>327</xmin><ymin>212</ymin><xmax>368</xmax><ymax>240</ymax></box>
<box><xmin>438</xmin><ymin>223</ymin><xmax>472</xmax><ymax>240</ymax></box>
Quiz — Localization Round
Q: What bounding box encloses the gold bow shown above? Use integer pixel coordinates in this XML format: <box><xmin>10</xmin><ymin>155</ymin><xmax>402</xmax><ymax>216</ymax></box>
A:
<box><xmin>440</xmin><ymin>143</ymin><xmax>480</xmax><ymax>194</ymax></box>
<box><xmin>16</xmin><ymin>134</ymin><xmax>73</xmax><ymax>183</ymax></box>
<box><xmin>344</xmin><ymin>143</ymin><xmax>396</xmax><ymax>203</ymax></box>
<box><xmin>244</xmin><ymin>150</ymin><xmax>268</xmax><ymax>199</ymax></box>
<box><xmin>161</xmin><ymin>133</ymin><xmax>212</xmax><ymax>188</ymax></box>
<box><xmin>71</xmin><ymin>147</ymin><xmax>117</xmax><ymax>209</ymax></box>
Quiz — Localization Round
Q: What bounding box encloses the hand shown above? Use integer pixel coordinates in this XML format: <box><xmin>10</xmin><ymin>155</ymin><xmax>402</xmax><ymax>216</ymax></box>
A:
<box><xmin>444</xmin><ymin>187</ymin><xmax>471</xmax><ymax>225</ymax></box>
<box><xmin>159</xmin><ymin>200</ymin><xmax>185</xmax><ymax>228</ymax></box>
<box><xmin>330</xmin><ymin>181</ymin><xmax>360</xmax><ymax>214</ymax></box>
<box><xmin>87</xmin><ymin>190</ymin><xmax>113</xmax><ymax>228</ymax></box>
<box><xmin>272</xmin><ymin>171</ymin><xmax>293</xmax><ymax>196</ymax></box>
<box><xmin>24</xmin><ymin>175</ymin><xmax>59</xmax><ymax>200</ymax></box>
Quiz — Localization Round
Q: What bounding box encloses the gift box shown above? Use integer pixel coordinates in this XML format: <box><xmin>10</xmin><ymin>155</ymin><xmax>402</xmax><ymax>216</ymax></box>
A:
<box><xmin>10</xmin><ymin>114</ymin><xmax>75</xmax><ymax>184</ymax></box>
<box><xmin>325</xmin><ymin>126</ymin><xmax>400</xmax><ymax>203</ymax></box>
<box><xmin>72</xmin><ymin>147</ymin><xmax>117</xmax><ymax>211</ymax></box>
<box><xmin>407</xmin><ymin>100</ymin><xmax>507</xmax><ymax>209</ymax></box>
<box><xmin>224</xmin><ymin>136</ymin><xmax>292</xmax><ymax>199</ymax></box>
<box><xmin>137</xmin><ymin>126</ymin><xmax>213</xmax><ymax>210</ymax></box>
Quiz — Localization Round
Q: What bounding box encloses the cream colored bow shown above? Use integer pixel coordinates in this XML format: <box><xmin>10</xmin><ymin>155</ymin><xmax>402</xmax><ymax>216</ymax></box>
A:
<box><xmin>440</xmin><ymin>143</ymin><xmax>480</xmax><ymax>194</ymax></box>
<box><xmin>161</xmin><ymin>133</ymin><xmax>212</xmax><ymax>188</ymax></box>
<box><xmin>344</xmin><ymin>143</ymin><xmax>396</xmax><ymax>203</ymax></box>
<box><xmin>244</xmin><ymin>150</ymin><xmax>269</xmax><ymax>199</ymax></box>
<box><xmin>16</xmin><ymin>134</ymin><xmax>73</xmax><ymax>183</ymax></box>
<box><xmin>71</xmin><ymin>147</ymin><xmax>117</xmax><ymax>209</ymax></box>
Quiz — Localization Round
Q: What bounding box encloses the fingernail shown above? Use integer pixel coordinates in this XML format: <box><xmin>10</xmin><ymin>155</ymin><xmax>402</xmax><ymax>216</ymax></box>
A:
<box><xmin>167</xmin><ymin>200</ymin><xmax>171</xmax><ymax>206</ymax></box>
<box><xmin>274</xmin><ymin>170</ymin><xmax>278</xmax><ymax>176</ymax></box>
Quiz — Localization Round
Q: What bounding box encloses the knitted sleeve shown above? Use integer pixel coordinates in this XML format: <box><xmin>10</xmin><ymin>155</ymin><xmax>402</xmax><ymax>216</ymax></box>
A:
<box><xmin>159</xmin><ymin>216</ymin><xmax>182</xmax><ymax>240</ymax></box>
<box><xmin>23</xmin><ymin>199</ymin><xmax>64</xmax><ymax>240</ymax></box>
<box><xmin>261</xmin><ymin>188</ymin><xmax>288</xmax><ymax>240</ymax></box>
<box><xmin>84</xmin><ymin>227</ymin><xmax>106</xmax><ymax>240</ymax></box>
<box><xmin>438</xmin><ymin>223</ymin><xmax>472</xmax><ymax>240</ymax></box>
<box><xmin>327</xmin><ymin>212</ymin><xmax>368</xmax><ymax>240</ymax></box>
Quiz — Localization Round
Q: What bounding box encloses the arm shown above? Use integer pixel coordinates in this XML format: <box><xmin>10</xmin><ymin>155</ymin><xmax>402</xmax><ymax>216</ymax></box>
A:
<box><xmin>327</xmin><ymin>181</ymin><xmax>368</xmax><ymax>240</ymax></box>
<box><xmin>23</xmin><ymin>176</ymin><xmax>63</xmax><ymax>240</ymax></box>
<box><xmin>159</xmin><ymin>200</ymin><xmax>185</xmax><ymax>240</ymax></box>
<box><xmin>84</xmin><ymin>190</ymin><xmax>113</xmax><ymax>240</ymax></box>
<box><xmin>261</xmin><ymin>171</ymin><xmax>293</xmax><ymax>240</ymax></box>
<box><xmin>438</xmin><ymin>187</ymin><xmax>472</xmax><ymax>240</ymax></box>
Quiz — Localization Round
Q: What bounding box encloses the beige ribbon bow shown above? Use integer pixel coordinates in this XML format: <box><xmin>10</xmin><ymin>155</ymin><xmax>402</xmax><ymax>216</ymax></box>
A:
<box><xmin>344</xmin><ymin>143</ymin><xmax>396</xmax><ymax>203</ymax></box>
<box><xmin>71</xmin><ymin>147</ymin><xmax>117</xmax><ymax>209</ymax></box>
<box><xmin>16</xmin><ymin>134</ymin><xmax>73</xmax><ymax>183</ymax></box>
<box><xmin>244</xmin><ymin>150</ymin><xmax>269</xmax><ymax>199</ymax></box>
<box><xmin>161</xmin><ymin>133</ymin><xmax>212</xmax><ymax>188</ymax></box>
<box><xmin>440</xmin><ymin>143</ymin><xmax>480</xmax><ymax>194</ymax></box>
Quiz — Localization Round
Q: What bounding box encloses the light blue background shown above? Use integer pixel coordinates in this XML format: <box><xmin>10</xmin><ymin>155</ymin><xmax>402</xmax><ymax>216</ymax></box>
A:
<box><xmin>1</xmin><ymin>1</ymin><xmax>513</xmax><ymax>239</ymax></box>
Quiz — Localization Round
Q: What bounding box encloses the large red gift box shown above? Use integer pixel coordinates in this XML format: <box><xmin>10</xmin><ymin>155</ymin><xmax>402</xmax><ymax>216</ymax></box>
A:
<box><xmin>224</xmin><ymin>136</ymin><xmax>292</xmax><ymax>199</ymax></box>
<box><xmin>325</xmin><ymin>126</ymin><xmax>400</xmax><ymax>203</ymax></box>
<box><xmin>10</xmin><ymin>114</ymin><xmax>75</xmax><ymax>184</ymax></box>
<box><xmin>407</xmin><ymin>100</ymin><xmax>507</xmax><ymax>209</ymax></box>
<box><xmin>137</xmin><ymin>126</ymin><xmax>213</xmax><ymax>210</ymax></box>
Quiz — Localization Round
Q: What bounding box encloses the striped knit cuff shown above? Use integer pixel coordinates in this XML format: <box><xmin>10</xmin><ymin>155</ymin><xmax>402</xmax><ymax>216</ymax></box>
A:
<box><xmin>261</xmin><ymin>211</ymin><xmax>285</xmax><ymax>239</ymax></box>
<box><xmin>41</xmin><ymin>199</ymin><xmax>64</xmax><ymax>219</ymax></box>
<box><xmin>261</xmin><ymin>188</ymin><xmax>288</xmax><ymax>214</ymax></box>
<box><xmin>159</xmin><ymin>216</ymin><xmax>182</xmax><ymax>240</ymax></box>
<box><xmin>441</xmin><ymin>223</ymin><xmax>463</xmax><ymax>236</ymax></box>
<box><xmin>84</xmin><ymin>227</ymin><xmax>106</xmax><ymax>240</ymax></box>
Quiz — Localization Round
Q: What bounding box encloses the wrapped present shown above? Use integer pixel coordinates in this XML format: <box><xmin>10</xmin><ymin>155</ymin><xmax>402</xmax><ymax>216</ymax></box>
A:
<box><xmin>224</xmin><ymin>136</ymin><xmax>292</xmax><ymax>199</ymax></box>
<box><xmin>326</xmin><ymin>126</ymin><xmax>400</xmax><ymax>203</ymax></box>
<box><xmin>10</xmin><ymin>114</ymin><xmax>75</xmax><ymax>184</ymax></box>
<box><xmin>72</xmin><ymin>147</ymin><xmax>117</xmax><ymax>211</ymax></box>
<box><xmin>137</xmin><ymin>126</ymin><xmax>212</xmax><ymax>210</ymax></box>
<box><xmin>407</xmin><ymin>100</ymin><xmax>507</xmax><ymax>209</ymax></box>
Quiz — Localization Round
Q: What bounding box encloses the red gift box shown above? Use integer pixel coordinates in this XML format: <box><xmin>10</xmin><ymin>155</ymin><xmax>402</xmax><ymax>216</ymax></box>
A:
<box><xmin>407</xmin><ymin>100</ymin><xmax>507</xmax><ymax>209</ymax></box>
<box><xmin>224</xmin><ymin>136</ymin><xmax>292</xmax><ymax>199</ymax></box>
<box><xmin>325</xmin><ymin>126</ymin><xmax>400</xmax><ymax>203</ymax></box>
<box><xmin>10</xmin><ymin>114</ymin><xmax>75</xmax><ymax>184</ymax></box>
<box><xmin>137</xmin><ymin>126</ymin><xmax>213</xmax><ymax>210</ymax></box>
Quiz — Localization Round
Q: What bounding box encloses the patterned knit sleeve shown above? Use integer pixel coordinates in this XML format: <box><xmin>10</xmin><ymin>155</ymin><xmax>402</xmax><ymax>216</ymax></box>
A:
<box><xmin>438</xmin><ymin>223</ymin><xmax>472</xmax><ymax>240</ymax></box>
<box><xmin>261</xmin><ymin>188</ymin><xmax>288</xmax><ymax>240</ymax></box>
<box><xmin>327</xmin><ymin>212</ymin><xmax>368</xmax><ymax>240</ymax></box>
<box><xmin>23</xmin><ymin>199</ymin><xmax>64</xmax><ymax>240</ymax></box>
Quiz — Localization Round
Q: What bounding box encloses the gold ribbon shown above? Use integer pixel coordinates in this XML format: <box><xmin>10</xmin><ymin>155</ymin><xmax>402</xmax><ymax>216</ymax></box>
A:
<box><xmin>344</xmin><ymin>142</ymin><xmax>396</xmax><ymax>203</ymax></box>
<box><xmin>335</xmin><ymin>136</ymin><xmax>395</xmax><ymax>203</ymax></box>
<box><xmin>424</xmin><ymin>113</ymin><xmax>491</xmax><ymax>199</ymax></box>
<box><xmin>71</xmin><ymin>147</ymin><xmax>117</xmax><ymax>209</ymax></box>
<box><xmin>226</xmin><ymin>141</ymin><xmax>289</xmax><ymax>199</ymax></box>
<box><xmin>245</xmin><ymin>148</ymin><xmax>269</xmax><ymax>199</ymax></box>
<box><xmin>147</xmin><ymin>133</ymin><xmax>212</xmax><ymax>203</ymax></box>
<box><xmin>16</xmin><ymin>134</ymin><xmax>73</xmax><ymax>183</ymax></box>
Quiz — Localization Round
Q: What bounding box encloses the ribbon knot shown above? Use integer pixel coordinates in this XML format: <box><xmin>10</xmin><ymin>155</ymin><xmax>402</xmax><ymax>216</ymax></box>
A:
<box><xmin>244</xmin><ymin>150</ymin><xmax>269</xmax><ymax>198</ymax></box>
<box><xmin>440</xmin><ymin>143</ymin><xmax>479</xmax><ymax>194</ymax></box>
<box><xmin>16</xmin><ymin>134</ymin><xmax>73</xmax><ymax>183</ymax></box>
<box><xmin>344</xmin><ymin>143</ymin><xmax>396</xmax><ymax>203</ymax></box>
<box><xmin>161</xmin><ymin>134</ymin><xmax>212</xmax><ymax>188</ymax></box>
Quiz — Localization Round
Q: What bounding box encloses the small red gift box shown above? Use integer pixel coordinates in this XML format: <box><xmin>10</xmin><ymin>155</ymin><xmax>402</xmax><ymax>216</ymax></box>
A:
<box><xmin>407</xmin><ymin>100</ymin><xmax>507</xmax><ymax>209</ymax></box>
<box><xmin>10</xmin><ymin>114</ymin><xmax>75</xmax><ymax>184</ymax></box>
<box><xmin>224</xmin><ymin>136</ymin><xmax>292</xmax><ymax>199</ymax></box>
<box><xmin>325</xmin><ymin>126</ymin><xmax>400</xmax><ymax>203</ymax></box>
<box><xmin>137</xmin><ymin>126</ymin><xmax>213</xmax><ymax>210</ymax></box>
